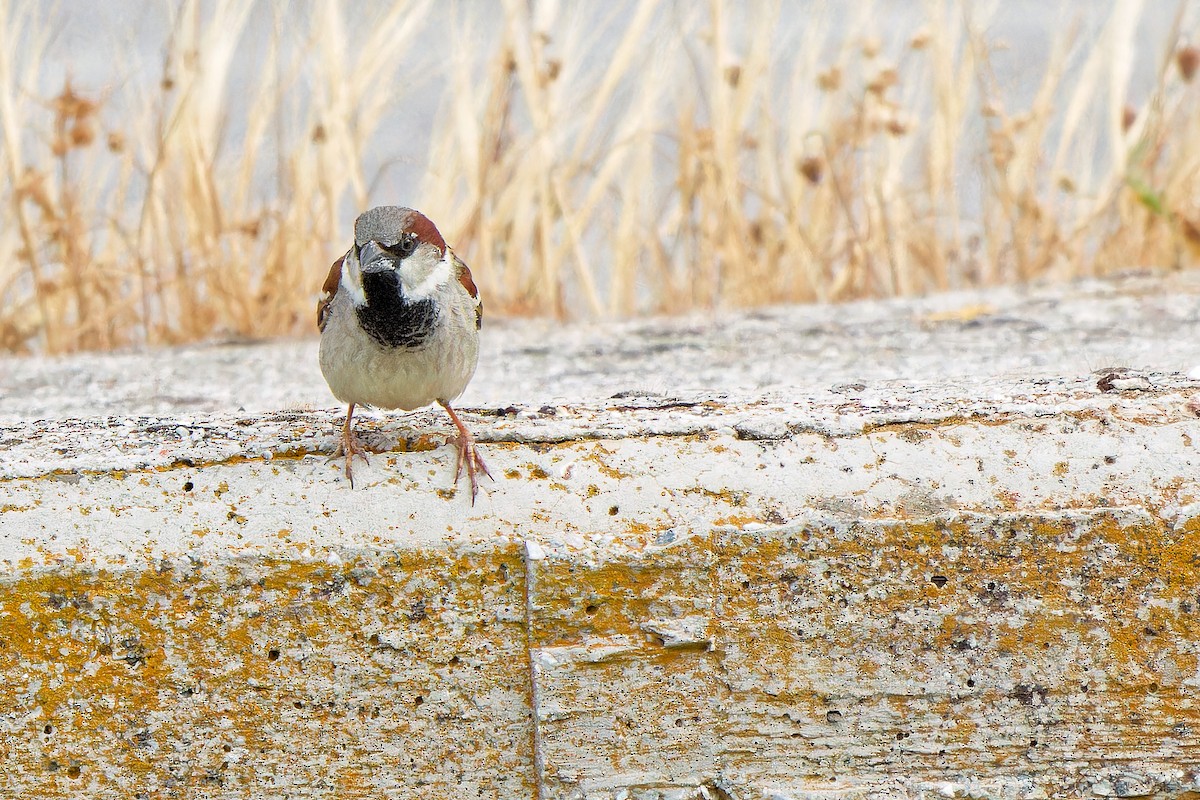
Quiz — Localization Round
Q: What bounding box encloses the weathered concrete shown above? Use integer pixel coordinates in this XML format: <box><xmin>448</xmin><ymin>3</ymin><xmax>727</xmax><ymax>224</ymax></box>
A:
<box><xmin>3</xmin><ymin>272</ymin><xmax>1200</xmax><ymax>798</ymax></box>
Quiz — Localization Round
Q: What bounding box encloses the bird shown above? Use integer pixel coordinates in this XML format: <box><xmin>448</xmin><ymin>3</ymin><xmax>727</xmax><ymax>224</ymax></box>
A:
<box><xmin>317</xmin><ymin>206</ymin><xmax>491</xmax><ymax>501</ymax></box>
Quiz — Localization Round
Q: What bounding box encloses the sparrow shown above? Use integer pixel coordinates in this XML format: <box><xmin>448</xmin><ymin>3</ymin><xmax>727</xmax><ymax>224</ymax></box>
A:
<box><xmin>317</xmin><ymin>206</ymin><xmax>491</xmax><ymax>501</ymax></box>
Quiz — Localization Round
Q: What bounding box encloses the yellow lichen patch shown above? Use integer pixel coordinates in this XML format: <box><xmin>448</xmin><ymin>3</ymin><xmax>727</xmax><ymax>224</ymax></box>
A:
<box><xmin>0</xmin><ymin>546</ymin><xmax>535</xmax><ymax>798</ymax></box>
<box><xmin>713</xmin><ymin>514</ymin><xmax>765</xmax><ymax>528</ymax></box>
<box><xmin>581</xmin><ymin>442</ymin><xmax>632</xmax><ymax>480</ymax></box>
<box><xmin>392</xmin><ymin>434</ymin><xmax>440</xmax><ymax>453</ymax></box>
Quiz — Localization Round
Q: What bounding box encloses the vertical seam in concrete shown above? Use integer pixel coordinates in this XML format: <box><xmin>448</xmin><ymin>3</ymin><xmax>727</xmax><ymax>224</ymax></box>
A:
<box><xmin>522</xmin><ymin>540</ymin><xmax>547</xmax><ymax>800</ymax></box>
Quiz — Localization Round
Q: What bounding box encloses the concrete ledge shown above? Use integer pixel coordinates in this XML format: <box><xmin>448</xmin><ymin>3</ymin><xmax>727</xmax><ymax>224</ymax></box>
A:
<box><xmin>3</xmin><ymin>274</ymin><xmax>1200</xmax><ymax>798</ymax></box>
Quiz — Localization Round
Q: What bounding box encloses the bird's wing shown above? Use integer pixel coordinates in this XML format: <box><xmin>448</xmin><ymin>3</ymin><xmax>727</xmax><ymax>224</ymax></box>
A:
<box><xmin>453</xmin><ymin>251</ymin><xmax>483</xmax><ymax>330</ymax></box>
<box><xmin>317</xmin><ymin>255</ymin><xmax>344</xmax><ymax>332</ymax></box>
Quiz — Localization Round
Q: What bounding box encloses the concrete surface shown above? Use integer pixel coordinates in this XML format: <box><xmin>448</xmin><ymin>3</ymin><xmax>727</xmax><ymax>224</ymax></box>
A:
<box><xmin>3</xmin><ymin>272</ymin><xmax>1200</xmax><ymax>798</ymax></box>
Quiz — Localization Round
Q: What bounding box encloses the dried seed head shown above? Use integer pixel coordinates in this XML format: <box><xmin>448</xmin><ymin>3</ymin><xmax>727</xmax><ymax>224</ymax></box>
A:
<box><xmin>817</xmin><ymin>67</ymin><xmax>841</xmax><ymax>92</ymax></box>
<box><xmin>238</xmin><ymin>218</ymin><xmax>262</xmax><ymax>238</ymax></box>
<box><xmin>1181</xmin><ymin>215</ymin><xmax>1200</xmax><ymax>254</ymax></box>
<box><xmin>1122</xmin><ymin>105</ymin><xmax>1137</xmax><ymax>133</ymax></box>
<box><xmin>52</xmin><ymin>82</ymin><xmax>97</xmax><ymax>121</ymax></box>
<box><xmin>16</xmin><ymin>168</ymin><xmax>54</xmax><ymax>215</ymax></box>
<box><xmin>797</xmin><ymin>155</ymin><xmax>823</xmax><ymax>185</ymax></box>
<box><xmin>867</xmin><ymin>67</ymin><xmax>899</xmax><ymax>95</ymax></box>
<box><xmin>988</xmin><ymin>130</ymin><xmax>1014</xmax><ymax>169</ymax></box>
<box><xmin>70</xmin><ymin>119</ymin><xmax>95</xmax><ymax>148</ymax></box>
<box><xmin>1178</xmin><ymin>46</ymin><xmax>1198</xmax><ymax>82</ymax></box>
<box><xmin>884</xmin><ymin>115</ymin><xmax>909</xmax><ymax>137</ymax></box>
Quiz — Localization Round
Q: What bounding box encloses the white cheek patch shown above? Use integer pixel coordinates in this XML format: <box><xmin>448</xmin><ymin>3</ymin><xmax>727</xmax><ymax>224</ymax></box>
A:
<box><xmin>400</xmin><ymin>248</ymin><xmax>453</xmax><ymax>301</ymax></box>
<box><xmin>340</xmin><ymin>249</ymin><xmax>368</xmax><ymax>306</ymax></box>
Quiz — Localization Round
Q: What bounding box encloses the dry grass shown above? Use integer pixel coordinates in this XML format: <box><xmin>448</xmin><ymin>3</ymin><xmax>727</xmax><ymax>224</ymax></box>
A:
<box><xmin>0</xmin><ymin>0</ymin><xmax>1197</xmax><ymax>353</ymax></box>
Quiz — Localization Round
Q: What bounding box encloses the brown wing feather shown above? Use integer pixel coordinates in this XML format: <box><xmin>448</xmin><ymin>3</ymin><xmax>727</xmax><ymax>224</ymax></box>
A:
<box><xmin>453</xmin><ymin>252</ymin><xmax>483</xmax><ymax>330</ymax></box>
<box><xmin>317</xmin><ymin>256</ymin><xmax>344</xmax><ymax>332</ymax></box>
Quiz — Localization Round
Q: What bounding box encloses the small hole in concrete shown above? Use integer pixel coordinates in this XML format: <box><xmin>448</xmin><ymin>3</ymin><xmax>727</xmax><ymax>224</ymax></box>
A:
<box><xmin>608</xmin><ymin>505</ymin><xmax>619</xmax><ymax>516</ymax></box>
<box><xmin>293</xmin><ymin>701</ymin><xmax>303</xmax><ymax>709</ymax></box>
<box><xmin>66</xmin><ymin>764</ymin><xmax>81</xmax><ymax>779</ymax></box>
<box><xmin>585</xmin><ymin>604</ymin><xmax>598</xmax><ymax>615</ymax></box>
<box><xmin>741</xmin><ymin>580</ymin><xmax>751</xmax><ymax>590</ymax></box>
<box><xmin>1081</xmin><ymin>684</ymin><xmax>1089</xmax><ymax>693</ymax></box>
<box><xmin>414</xmin><ymin>695</ymin><xmax>424</xmax><ymax>707</ymax></box>
<box><xmin>1149</xmin><ymin>682</ymin><xmax>1160</xmax><ymax>693</ymax></box>
<box><xmin>182</xmin><ymin>481</ymin><xmax>194</xmax><ymax>492</ymax></box>
<box><xmin>267</xmin><ymin>648</ymin><xmax>280</xmax><ymax>661</ymax></box>
<box><xmin>223</xmin><ymin>744</ymin><xmax>232</xmax><ymax>753</ymax></box>
<box><xmin>826</xmin><ymin>710</ymin><xmax>843</xmax><ymax>724</ymax></box>
<box><xmin>449</xmin><ymin>655</ymin><xmax>460</xmax><ymax>665</ymax></box>
<box><xmin>966</xmin><ymin>678</ymin><xmax>975</xmax><ymax>687</ymax></box>
<box><xmin>43</xmin><ymin>724</ymin><xmax>52</xmax><ymax>735</ymax></box>
<box><xmin>1104</xmin><ymin>455</ymin><xmax>1117</xmax><ymax>464</ymax></box>
<box><xmin>931</xmin><ymin>575</ymin><xmax>948</xmax><ymax>588</ymax></box>
<box><xmin>675</xmin><ymin>718</ymin><xmax>684</xmax><ymax>727</ymax></box>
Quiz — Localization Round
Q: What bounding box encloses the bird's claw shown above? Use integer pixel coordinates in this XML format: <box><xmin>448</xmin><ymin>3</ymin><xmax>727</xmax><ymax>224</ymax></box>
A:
<box><xmin>330</xmin><ymin>405</ymin><xmax>371</xmax><ymax>488</ymax></box>
<box><xmin>451</xmin><ymin>433</ymin><xmax>493</xmax><ymax>504</ymax></box>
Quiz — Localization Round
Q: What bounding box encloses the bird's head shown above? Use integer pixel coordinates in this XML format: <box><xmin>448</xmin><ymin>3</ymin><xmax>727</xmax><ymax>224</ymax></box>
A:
<box><xmin>341</xmin><ymin>206</ymin><xmax>452</xmax><ymax>309</ymax></box>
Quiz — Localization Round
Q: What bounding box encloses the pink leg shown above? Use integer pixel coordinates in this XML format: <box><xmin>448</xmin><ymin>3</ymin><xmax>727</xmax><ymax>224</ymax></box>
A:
<box><xmin>330</xmin><ymin>403</ymin><xmax>371</xmax><ymax>487</ymax></box>
<box><xmin>438</xmin><ymin>400</ymin><xmax>492</xmax><ymax>504</ymax></box>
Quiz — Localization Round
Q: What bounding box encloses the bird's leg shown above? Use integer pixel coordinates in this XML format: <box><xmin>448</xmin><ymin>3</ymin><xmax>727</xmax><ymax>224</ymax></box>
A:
<box><xmin>438</xmin><ymin>400</ymin><xmax>492</xmax><ymax>503</ymax></box>
<box><xmin>329</xmin><ymin>403</ymin><xmax>371</xmax><ymax>487</ymax></box>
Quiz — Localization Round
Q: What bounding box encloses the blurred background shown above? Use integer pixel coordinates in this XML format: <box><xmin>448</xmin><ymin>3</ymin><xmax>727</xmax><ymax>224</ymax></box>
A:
<box><xmin>0</xmin><ymin>0</ymin><xmax>1196</xmax><ymax>354</ymax></box>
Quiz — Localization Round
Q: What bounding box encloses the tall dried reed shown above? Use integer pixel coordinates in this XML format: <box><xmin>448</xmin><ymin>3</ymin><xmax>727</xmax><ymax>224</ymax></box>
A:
<box><xmin>0</xmin><ymin>0</ymin><xmax>1196</xmax><ymax>353</ymax></box>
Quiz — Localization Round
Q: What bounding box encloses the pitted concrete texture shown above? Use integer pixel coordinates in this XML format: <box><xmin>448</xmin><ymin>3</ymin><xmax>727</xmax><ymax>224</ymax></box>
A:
<box><xmin>3</xmin><ymin>271</ymin><xmax>1200</xmax><ymax>798</ymax></box>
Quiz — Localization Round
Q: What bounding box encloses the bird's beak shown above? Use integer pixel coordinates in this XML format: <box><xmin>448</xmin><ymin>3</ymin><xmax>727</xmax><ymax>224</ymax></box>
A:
<box><xmin>357</xmin><ymin>240</ymin><xmax>395</xmax><ymax>273</ymax></box>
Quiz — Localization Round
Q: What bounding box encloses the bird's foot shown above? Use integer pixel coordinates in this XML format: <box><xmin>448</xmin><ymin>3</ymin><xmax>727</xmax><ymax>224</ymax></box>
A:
<box><xmin>440</xmin><ymin>401</ymin><xmax>493</xmax><ymax>504</ymax></box>
<box><xmin>329</xmin><ymin>404</ymin><xmax>371</xmax><ymax>488</ymax></box>
<box><xmin>329</xmin><ymin>432</ymin><xmax>371</xmax><ymax>487</ymax></box>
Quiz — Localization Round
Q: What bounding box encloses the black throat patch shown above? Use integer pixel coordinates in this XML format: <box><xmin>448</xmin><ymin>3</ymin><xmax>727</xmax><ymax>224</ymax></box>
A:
<box><xmin>356</xmin><ymin>269</ymin><xmax>438</xmax><ymax>348</ymax></box>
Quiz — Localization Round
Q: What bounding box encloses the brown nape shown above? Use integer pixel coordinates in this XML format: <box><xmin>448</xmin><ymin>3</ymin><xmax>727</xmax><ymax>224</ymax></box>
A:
<box><xmin>406</xmin><ymin>212</ymin><xmax>447</xmax><ymax>253</ymax></box>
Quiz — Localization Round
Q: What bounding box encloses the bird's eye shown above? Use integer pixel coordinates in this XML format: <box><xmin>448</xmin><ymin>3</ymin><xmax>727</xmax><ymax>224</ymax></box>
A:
<box><xmin>395</xmin><ymin>234</ymin><xmax>418</xmax><ymax>258</ymax></box>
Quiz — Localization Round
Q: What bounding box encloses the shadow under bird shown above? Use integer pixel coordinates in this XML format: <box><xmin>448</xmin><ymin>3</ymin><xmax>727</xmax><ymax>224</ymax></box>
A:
<box><xmin>317</xmin><ymin>206</ymin><xmax>491</xmax><ymax>500</ymax></box>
